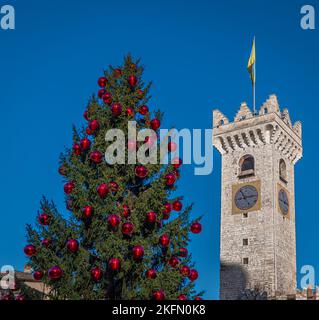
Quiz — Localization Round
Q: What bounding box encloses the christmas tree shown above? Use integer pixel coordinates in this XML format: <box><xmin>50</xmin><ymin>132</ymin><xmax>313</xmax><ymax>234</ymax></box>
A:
<box><xmin>24</xmin><ymin>55</ymin><xmax>203</xmax><ymax>300</ymax></box>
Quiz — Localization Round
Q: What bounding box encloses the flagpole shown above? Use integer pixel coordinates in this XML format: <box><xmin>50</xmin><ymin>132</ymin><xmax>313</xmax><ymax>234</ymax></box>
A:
<box><xmin>253</xmin><ymin>36</ymin><xmax>256</xmax><ymax>115</ymax></box>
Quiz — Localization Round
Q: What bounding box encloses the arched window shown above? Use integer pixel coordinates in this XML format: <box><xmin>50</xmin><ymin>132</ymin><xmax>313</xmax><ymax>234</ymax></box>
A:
<box><xmin>279</xmin><ymin>159</ymin><xmax>287</xmax><ymax>183</ymax></box>
<box><xmin>239</xmin><ymin>155</ymin><xmax>255</xmax><ymax>177</ymax></box>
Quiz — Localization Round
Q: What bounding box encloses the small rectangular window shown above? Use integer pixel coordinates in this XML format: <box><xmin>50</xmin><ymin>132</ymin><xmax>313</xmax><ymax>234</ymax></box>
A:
<box><xmin>243</xmin><ymin>239</ymin><xmax>248</xmax><ymax>246</ymax></box>
<box><xmin>243</xmin><ymin>258</ymin><xmax>249</xmax><ymax>265</ymax></box>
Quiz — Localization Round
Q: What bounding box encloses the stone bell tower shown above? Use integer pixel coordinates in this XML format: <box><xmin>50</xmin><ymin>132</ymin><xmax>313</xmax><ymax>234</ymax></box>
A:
<box><xmin>213</xmin><ymin>95</ymin><xmax>303</xmax><ymax>300</ymax></box>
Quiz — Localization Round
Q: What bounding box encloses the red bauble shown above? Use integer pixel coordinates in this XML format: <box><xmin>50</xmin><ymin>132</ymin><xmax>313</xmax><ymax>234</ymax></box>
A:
<box><xmin>162</xmin><ymin>203</ymin><xmax>172</xmax><ymax>214</ymax></box>
<box><xmin>97</xmin><ymin>183</ymin><xmax>109</xmax><ymax>198</ymax></box>
<box><xmin>64</xmin><ymin>182</ymin><xmax>75</xmax><ymax>194</ymax></box>
<box><xmin>91</xmin><ymin>267</ymin><xmax>103</xmax><ymax>281</ymax></box>
<box><xmin>164</xmin><ymin>173</ymin><xmax>176</xmax><ymax>186</ymax></box>
<box><xmin>168</xmin><ymin>141</ymin><xmax>177</xmax><ymax>152</ymax></box>
<box><xmin>86</xmin><ymin>127</ymin><xmax>93</xmax><ymax>135</ymax></box>
<box><xmin>90</xmin><ymin>150</ymin><xmax>103</xmax><ymax>164</ymax></box>
<box><xmin>48</xmin><ymin>266</ymin><xmax>63</xmax><ymax>280</ymax></box>
<box><xmin>89</xmin><ymin>119</ymin><xmax>100</xmax><ymax>131</ymax></box>
<box><xmin>98</xmin><ymin>89</ymin><xmax>106</xmax><ymax>99</ymax></box>
<box><xmin>111</xmin><ymin>103</ymin><xmax>122</xmax><ymax>116</ymax></box>
<box><xmin>38</xmin><ymin>213</ymin><xmax>50</xmax><ymax>226</ymax></box>
<box><xmin>150</xmin><ymin>119</ymin><xmax>161</xmax><ymax>130</ymax></box>
<box><xmin>73</xmin><ymin>144</ymin><xmax>81</xmax><ymax>156</ymax></box>
<box><xmin>153</xmin><ymin>290</ymin><xmax>165</xmax><ymax>301</ymax></box>
<box><xmin>24</xmin><ymin>244</ymin><xmax>36</xmax><ymax>257</ymax></box>
<box><xmin>83</xmin><ymin>110</ymin><xmax>89</xmax><ymax>121</ymax></box>
<box><xmin>128</xmin><ymin>75</ymin><xmax>137</xmax><ymax>87</ymax></box>
<box><xmin>107</xmin><ymin>214</ymin><xmax>120</xmax><ymax>228</ymax></box>
<box><xmin>194</xmin><ymin>296</ymin><xmax>203</xmax><ymax>300</ymax></box>
<box><xmin>15</xmin><ymin>294</ymin><xmax>25</xmax><ymax>301</ymax></box>
<box><xmin>132</xmin><ymin>245</ymin><xmax>144</xmax><ymax>260</ymax></box>
<box><xmin>178</xmin><ymin>295</ymin><xmax>187</xmax><ymax>300</ymax></box>
<box><xmin>128</xmin><ymin>140</ymin><xmax>136</xmax><ymax>151</ymax></box>
<box><xmin>108</xmin><ymin>181</ymin><xmax>119</xmax><ymax>193</ymax></box>
<box><xmin>102</xmin><ymin>92</ymin><xmax>112</xmax><ymax>104</ymax></box>
<box><xmin>172</xmin><ymin>157</ymin><xmax>183</xmax><ymax>169</ymax></box>
<box><xmin>98</xmin><ymin>76</ymin><xmax>107</xmax><ymax>87</ymax></box>
<box><xmin>135</xmin><ymin>165</ymin><xmax>148</xmax><ymax>179</ymax></box>
<box><xmin>159</xmin><ymin>234</ymin><xmax>170</xmax><ymax>247</ymax></box>
<box><xmin>67</xmin><ymin>239</ymin><xmax>79</xmax><ymax>253</ymax></box>
<box><xmin>146</xmin><ymin>211</ymin><xmax>157</xmax><ymax>223</ymax></box>
<box><xmin>189</xmin><ymin>269</ymin><xmax>198</xmax><ymax>281</ymax></box>
<box><xmin>122</xmin><ymin>222</ymin><xmax>134</xmax><ymax>235</ymax></box>
<box><xmin>122</xmin><ymin>204</ymin><xmax>130</xmax><ymax>218</ymax></box>
<box><xmin>109</xmin><ymin>258</ymin><xmax>120</xmax><ymax>271</ymax></box>
<box><xmin>162</xmin><ymin>212</ymin><xmax>170</xmax><ymax>220</ymax></box>
<box><xmin>179</xmin><ymin>247</ymin><xmax>188</xmax><ymax>258</ymax></box>
<box><xmin>190</xmin><ymin>222</ymin><xmax>202</xmax><ymax>234</ymax></box>
<box><xmin>33</xmin><ymin>271</ymin><xmax>43</xmax><ymax>281</ymax></box>
<box><xmin>139</xmin><ymin>105</ymin><xmax>149</xmax><ymax>115</ymax></box>
<box><xmin>172</xmin><ymin>200</ymin><xmax>182</xmax><ymax>212</ymax></box>
<box><xmin>1</xmin><ymin>294</ymin><xmax>13</xmax><ymax>301</ymax></box>
<box><xmin>172</xmin><ymin>170</ymin><xmax>180</xmax><ymax>178</ymax></box>
<box><xmin>169</xmin><ymin>256</ymin><xmax>179</xmax><ymax>268</ymax></box>
<box><xmin>180</xmin><ymin>265</ymin><xmax>191</xmax><ymax>277</ymax></box>
<box><xmin>83</xmin><ymin>205</ymin><xmax>94</xmax><ymax>218</ymax></box>
<box><xmin>146</xmin><ymin>269</ymin><xmax>157</xmax><ymax>279</ymax></box>
<box><xmin>41</xmin><ymin>238</ymin><xmax>51</xmax><ymax>247</ymax></box>
<box><xmin>80</xmin><ymin>138</ymin><xmax>91</xmax><ymax>151</ymax></box>
<box><xmin>126</xmin><ymin>106</ymin><xmax>134</xmax><ymax>117</ymax></box>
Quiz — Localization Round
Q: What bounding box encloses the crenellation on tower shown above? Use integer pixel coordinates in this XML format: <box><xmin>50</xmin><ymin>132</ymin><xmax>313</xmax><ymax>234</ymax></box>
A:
<box><xmin>234</xmin><ymin>102</ymin><xmax>253</xmax><ymax>122</ymax></box>
<box><xmin>213</xmin><ymin>109</ymin><xmax>229</xmax><ymax>128</ymax></box>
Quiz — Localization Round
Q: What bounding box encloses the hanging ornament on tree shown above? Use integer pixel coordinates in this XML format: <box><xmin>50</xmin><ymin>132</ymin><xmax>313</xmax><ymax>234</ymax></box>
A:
<box><xmin>172</xmin><ymin>157</ymin><xmax>183</xmax><ymax>169</ymax></box>
<box><xmin>109</xmin><ymin>258</ymin><xmax>120</xmax><ymax>271</ymax></box>
<box><xmin>180</xmin><ymin>265</ymin><xmax>191</xmax><ymax>277</ymax></box>
<box><xmin>15</xmin><ymin>294</ymin><xmax>25</xmax><ymax>301</ymax></box>
<box><xmin>64</xmin><ymin>182</ymin><xmax>75</xmax><ymax>195</ymax></box>
<box><xmin>146</xmin><ymin>211</ymin><xmax>157</xmax><ymax>223</ymax></box>
<box><xmin>179</xmin><ymin>247</ymin><xmax>188</xmax><ymax>258</ymax></box>
<box><xmin>107</xmin><ymin>214</ymin><xmax>120</xmax><ymax>228</ymax></box>
<box><xmin>153</xmin><ymin>290</ymin><xmax>165</xmax><ymax>301</ymax></box>
<box><xmin>102</xmin><ymin>92</ymin><xmax>112</xmax><ymax>104</ymax></box>
<box><xmin>98</xmin><ymin>89</ymin><xmax>106</xmax><ymax>99</ymax></box>
<box><xmin>178</xmin><ymin>295</ymin><xmax>187</xmax><ymax>300</ymax></box>
<box><xmin>169</xmin><ymin>256</ymin><xmax>179</xmax><ymax>268</ymax></box>
<box><xmin>122</xmin><ymin>204</ymin><xmax>130</xmax><ymax>218</ymax></box>
<box><xmin>111</xmin><ymin>103</ymin><xmax>122</xmax><ymax>116</ymax></box>
<box><xmin>108</xmin><ymin>181</ymin><xmax>119</xmax><ymax>193</ymax></box>
<box><xmin>190</xmin><ymin>222</ymin><xmax>202</xmax><ymax>234</ymax></box>
<box><xmin>97</xmin><ymin>183</ymin><xmax>109</xmax><ymax>198</ymax></box>
<box><xmin>122</xmin><ymin>222</ymin><xmax>134</xmax><ymax>236</ymax></box>
<box><xmin>48</xmin><ymin>266</ymin><xmax>63</xmax><ymax>280</ymax></box>
<box><xmin>90</xmin><ymin>151</ymin><xmax>103</xmax><ymax>164</ymax></box>
<box><xmin>24</xmin><ymin>245</ymin><xmax>36</xmax><ymax>257</ymax></box>
<box><xmin>89</xmin><ymin>119</ymin><xmax>100</xmax><ymax>132</ymax></box>
<box><xmin>135</xmin><ymin>165</ymin><xmax>148</xmax><ymax>179</ymax></box>
<box><xmin>159</xmin><ymin>234</ymin><xmax>170</xmax><ymax>247</ymax></box>
<box><xmin>139</xmin><ymin>105</ymin><xmax>149</xmax><ymax>115</ymax></box>
<box><xmin>126</xmin><ymin>106</ymin><xmax>134</xmax><ymax>117</ymax></box>
<box><xmin>83</xmin><ymin>110</ymin><xmax>89</xmax><ymax>121</ymax></box>
<box><xmin>38</xmin><ymin>213</ymin><xmax>50</xmax><ymax>226</ymax></box>
<box><xmin>67</xmin><ymin>239</ymin><xmax>79</xmax><ymax>253</ymax></box>
<box><xmin>168</xmin><ymin>141</ymin><xmax>177</xmax><ymax>152</ymax></box>
<box><xmin>33</xmin><ymin>271</ymin><xmax>43</xmax><ymax>281</ymax></box>
<box><xmin>83</xmin><ymin>205</ymin><xmax>94</xmax><ymax>218</ymax></box>
<box><xmin>73</xmin><ymin>144</ymin><xmax>81</xmax><ymax>156</ymax></box>
<box><xmin>172</xmin><ymin>200</ymin><xmax>182</xmax><ymax>212</ymax></box>
<box><xmin>146</xmin><ymin>269</ymin><xmax>157</xmax><ymax>279</ymax></box>
<box><xmin>98</xmin><ymin>76</ymin><xmax>107</xmax><ymax>88</ymax></box>
<box><xmin>162</xmin><ymin>203</ymin><xmax>172</xmax><ymax>215</ymax></box>
<box><xmin>132</xmin><ymin>245</ymin><xmax>144</xmax><ymax>260</ymax></box>
<box><xmin>164</xmin><ymin>173</ymin><xmax>176</xmax><ymax>186</ymax></box>
<box><xmin>86</xmin><ymin>127</ymin><xmax>93</xmax><ymax>135</ymax></box>
<box><xmin>91</xmin><ymin>267</ymin><xmax>103</xmax><ymax>281</ymax></box>
<box><xmin>150</xmin><ymin>118</ymin><xmax>161</xmax><ymax>130</ymax></box>
<box><xmin>188</xmin><ymin>269</ymin><xmax>198</xmax><ymax>281</ymax></box>
<box><xmin>80</xmin><ymin>138</ymin><xmax>91</xmax><ymax>151</ymax></box>
<box><xmin>41</xmin><ymin>238</ymin><xmax>51</xmax><ymax>247</ymax></box>
<box><xmin>128</xmin><ymin>75</ymin><xmax>137</xmax><ymax>87</ymax></box>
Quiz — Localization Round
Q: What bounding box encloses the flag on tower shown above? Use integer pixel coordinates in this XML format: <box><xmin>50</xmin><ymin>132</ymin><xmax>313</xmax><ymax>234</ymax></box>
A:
<box><xmin>247</xmin><ymin>37</ymin><xmax>256</xmax><ymax>84</ymax></box>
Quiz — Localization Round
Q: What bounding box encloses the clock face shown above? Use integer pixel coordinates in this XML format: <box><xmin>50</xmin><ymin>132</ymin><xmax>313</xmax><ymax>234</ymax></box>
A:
<box><xmin>235</xmin><ymin>185</ymin><xmax>258</xmax><ymax>210</ymax></box>
<box><xmin>279</xmin><ymin>189</ymin><xmax>289</xmax><ymax>215</ymax></box>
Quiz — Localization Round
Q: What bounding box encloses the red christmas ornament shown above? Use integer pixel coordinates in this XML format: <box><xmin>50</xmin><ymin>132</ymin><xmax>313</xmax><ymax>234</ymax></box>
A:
<box><xmin>108</xmin><ymin>181</ymin><xmax>119</xmax><ymax>193</ymax></box>
<box><xmin>24</xmin><ymin>245</ymin><xmax>36</xmax><ymax>257</ymax></box>
<box><xmin>1</xmin><ymin>294</ymin><xmax>13</xmax><ymax>301</ymax></box>
<box><xmin>83</xmin><ymin>205</ymin><xmax>94</xmax><ymax>218</ymax></box>
<box><xmin>132</xmin><ymin>245</ymin><xmax>144</xmax><ymax>260</ymax></box>
<box><xmin>98</xmin><ymin>76</ymin><xmax>107</xmax><ymax>88</ymax></box>
<box><xmin>64</xmin><ymin>182</ymin><xmax>75</xmax><ymax>194</ymax></box>
<box><xmin>126</xmin><ymin>106</ymin><xmax>134</xmax><ymax>117</ymax></box>
<box><xmin>41</xmin><ymin>238</ymin><xmax>51</xmax><ymax>247</ymax></box>
<box><xmin>179</xmin><ymin>247</ymin><xmax>188</xmax><ymax>258</ymax></box>
<box><xmin>91</xmin><ymin>267</ymin><xmax>103</xmax><ymax>281</ymax></box>
<box><xmin>159</xmin><ymin>234</ymin><xmax>170</xmax><ymax>247</ymax></box>
<box><xmin>73</xmin><ymin>144</ymin><xmax>81</xmax><ymax>156</ymax></box>
<box><xmin>169</xmin><ymin>256</ymin><xmax>180</xmax><ymax>268</ymax></box>
<box><xmin>83</xmin><ymin>110</ymin><xmax>89</xmax><ymax>121</ymax></box>
<box><xmin>190</xmin><ymin>222</ymin><xmax>202</xmax><ymax>234</ymax></box>
<box><xmin>122</xmin><ymin>204</ymin><xmax>130</xmax><ymax>218</ymax></box>
<box><xmin>128</xmin><ymin>140</ymin><xmax>136</xmax><ymax>151</ymax></box>
<box><xmin>128</xmin><ymin>75</ymin><xmax>137</xmax><ymax>87</ymax></box>
<box><xmin>180</xmin><ymin>265</ymin><xmax>191</xmax><ymax>277</ymax></box>
<box><xmin>67</xmin><ymin>239</ymin><xmax>79</xmax><ymax>253</ymax></box>
<box><xmin>189</xmin><ymin>269</ymin><xmax>198</xmax><ymax>281</ymax></box>
<box><xmin>146</xmin><ymin>211</ymin><xmax>157</xmax><ymax>223</ymax></box>
<box><xmin>86</xmin><ymin>127</ymin><xmax>93</xmax><ymax>135</ymax></box>
<box><xmin>107</xmin><ymin>214</ymin><xmax>120</xmax><ymax>228</ymax></box>
<box><xmin>178</xmin><ymin>295</ymin><xmax>187</xmax><ymax>300</ymax></box>
<box><xmin>146</xmin><ymin>269</ymin><xmax>157</xmax><ymax>279</ymax></box>
<box><xmin>102</xmin><ymin>92</ymin><xmax>112</xmax><ymax>104</ymax></box>
<box><xmin>150</xmin><ymin>119</ymin><xmax>161</xmax><ymax>130</ymax></box>
<box><xmin>90</xmin><ymin>150</ymin><xmax>103</xmax><ymax>164</ymax></box>
<box><xmin>38</xmin><ymin>213</ymin><xmax>50</xmax><ymax>226</ymax></box>
<box><xmin>89</xmin><ymin>119</ymin><xmax>100</xmax><ymax>131</ymax></box>
<box><xmin>135</xmin><ymin>165</ymin><xmax>148</xmax><ymax>179</ymax></box>
<box><xmin>97</xmin><ymin>183</ymin><xmax>109</xmax><ymax>198</ymax></box>
<box><xmin>122</xmin><ymin>222</ymin><xmax>134</xmax><ymax>235</ymax></box>
<box><xmin>162</xmin><ymin>212</ymin><xmax>170</xmax><ymax>220</ymax></box>
<box><xmin>194</xmin><ymin>296</ymin><xmax>203</xmax><ymax>300</ymax></box>
<box><xmin>172</xmin><ymin>170</ymin><xmax>180</xmax><ymax>178</ymax></box>
<box><xmin>109</xmin><ymin>258</ymin><xmax>120</xmax><ymax>271</ymax></box>
<box><xmin>15</xmin><ymin>294</ymin><xmax>25</xmax><ymax>301</ymax></box>
<box><xmin>163</xmin><ymin>203</ymin><xmax>172</xmax><ymax>214</ymax></box>
<box><xmin>48</xmin><ymin>266</ymin><xmax>63</xmax><ymax>280</ymax></box>
<box><xmin>172</xmin><ymin>200</ymin><xmax>183</xmax><ymax>212</ymax></box>
<box><xmin>139</xmin><ymin>105</ymin><xmax>149</xmax><ymax>115</ymax></box>
<box><xmin>33</xmin><ymin>271</ymin><xmax>43</xmax><ymax>281</ymax></box>
<box><xmin>98</xmin><ymin>89</ymin><xmax>106</xmax><ymax>99</ymax></box>
<box><xmin>153</xmin><ymin>290</ymin><xmax>165</xmax><ymax>301</ymax></box>
<box><xmin>80</xmin><ymin>138</ymin><xmax>91</xmax><ymax>151</ymax></box>
<box><xmin>111</xmin><ymin>103</ymin><xmax>122</xmax><ymax>116</ymax></box>
<box><xmin>168</xmin><ymin>141</ymin><xmax>177</xmax><ymax>152</ymax></box>
<box><xmin>164</xmin><ymin>173</ymin><xmax>176</xmax><ymax>186</ymax></box>
<box><xmin>172</xmin><ymin>157</ymin><xmax>183</xmax><ymax>169</ymax></box>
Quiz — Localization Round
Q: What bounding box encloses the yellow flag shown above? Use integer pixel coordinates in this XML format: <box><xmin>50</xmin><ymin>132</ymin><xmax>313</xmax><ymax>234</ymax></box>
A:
<box><xmin>247</xmin><ymin>38</ymin><xmax>256</xmax><ymax>84</ymax></box>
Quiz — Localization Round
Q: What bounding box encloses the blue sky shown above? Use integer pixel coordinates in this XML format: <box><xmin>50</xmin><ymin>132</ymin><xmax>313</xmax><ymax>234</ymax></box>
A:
<box><xmin>0</xmin><ymin>0</ymin><xmax>318</xmax><ymax>300</ymax></box>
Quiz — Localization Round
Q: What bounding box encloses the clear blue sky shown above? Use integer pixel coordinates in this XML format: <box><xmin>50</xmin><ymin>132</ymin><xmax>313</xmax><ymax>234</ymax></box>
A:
<box><xmin>0</xmin><ymin>0</ymin><xmax>318</xmax><ymax>300</ymax></box>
